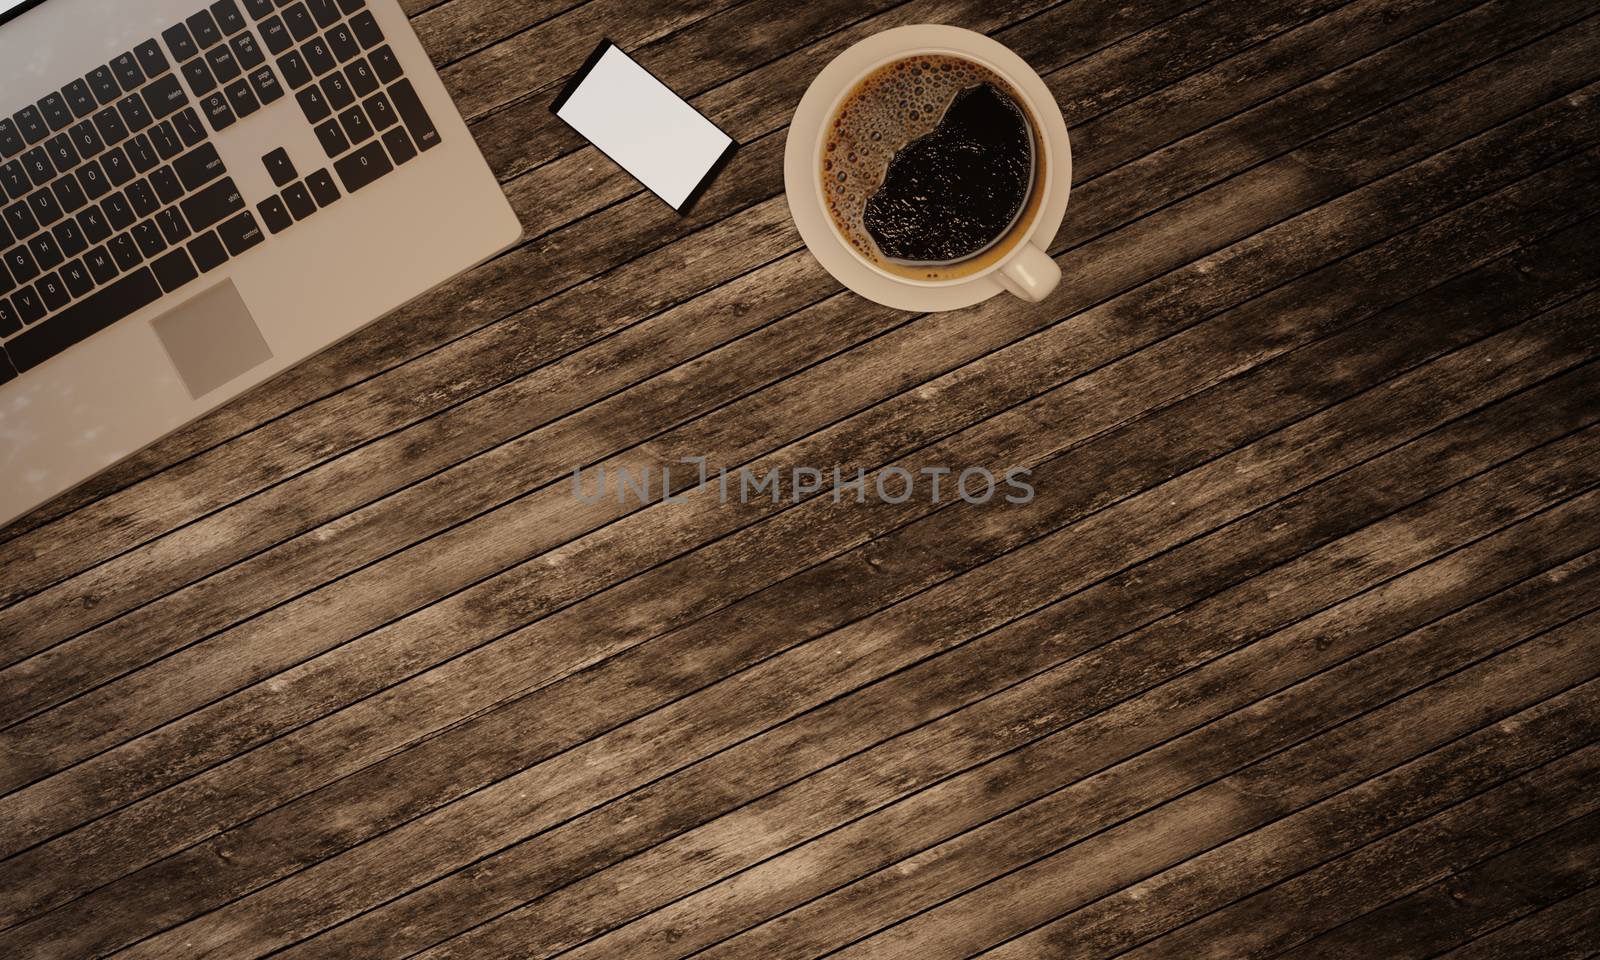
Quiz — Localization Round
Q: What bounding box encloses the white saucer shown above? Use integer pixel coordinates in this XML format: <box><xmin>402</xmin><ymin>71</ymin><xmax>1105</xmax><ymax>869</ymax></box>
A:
<box><xmin>784</xmin><ymin>25</ymin><xmax>1073</xmax><ymax>312</ymax></box>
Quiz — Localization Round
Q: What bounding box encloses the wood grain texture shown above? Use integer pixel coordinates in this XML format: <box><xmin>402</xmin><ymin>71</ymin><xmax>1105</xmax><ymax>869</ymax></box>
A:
<box><xmin>1</xmin><ymin>1</ymin><xmax>1596</xmax><ymax>958</ymax></box>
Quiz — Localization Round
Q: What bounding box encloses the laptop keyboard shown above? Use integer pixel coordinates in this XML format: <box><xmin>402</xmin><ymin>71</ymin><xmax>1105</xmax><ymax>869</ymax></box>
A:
<box><xmin>0</xmin><ymin>0</ymin><xmax>440</xmax><ymax>384</ymax></box>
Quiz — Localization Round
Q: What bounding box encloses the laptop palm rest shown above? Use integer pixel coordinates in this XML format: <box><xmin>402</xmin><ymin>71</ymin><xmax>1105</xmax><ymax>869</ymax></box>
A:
<box><xmin>150</xmin><ymin>280</ymin><xmax>273</xmax><ymax>400</ymax></box>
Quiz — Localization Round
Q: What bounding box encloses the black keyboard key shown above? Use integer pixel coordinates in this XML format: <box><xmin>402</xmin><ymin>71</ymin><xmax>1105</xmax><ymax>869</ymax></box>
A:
<box><xmin>313</xmin><ymin>118</ymin><xmax>348</xmax><ymax>157</ymax></box>
<box><xmin>152</xmin><ymin>248</ymin><xmax>198</xmax><ymax>293</ymax></box>
<box><xmin>52</xmin><ymin>217</ymin><xmax>88</xmax><ymax>255</ymax></box>
<box><xmin>189</xmin><ymin>230</ymin><xmax>228</xmax><ymax>271</ymax></box>
<box><xmin>0</xmin><ymin>119</ymin><xmax>23</xmax><ymax>157</ymax></box>
<box><xmin>101</xmin><ymin>147</ymin><xmax>135</xmax><ymax>186</ymax></box>
<box><xmin>201</xmin><ymin>92</ymin><xmax>237</xmax><ymax>131</ymax></box>
<box><xmin>125</xmin><ymin>135</ymin><xmax>159</xmax><ymax>174</ymax></box>
<box><xmin>327</xmin><ymin>22</ymin><xmax>360</xmax><ymax>63</ymax></box>
<box><xmin>282</xmin><ymin>181</ymin><xmax>315</xmax><ymax>220</ymax></box>
<box><xmin>303</xmin><ymin>36</ymin><xmax>335</xmax><ymax>76</ymax></box>
<box><xmin>308</xmin><ymin>0</ymin><xmax>339</xmax><ymax>28</ymax></box>
<box><xmin>156</xmin><ymin>207</ymin><xmax>191</xmax><ymax>245</ymax></box>
<box><xmin>45</xmin><ymin>133</ymin><xmax>79</xmax><ymax>173</ymax></box>
<box><xmin>258</xmin><ymin>195</ymin><xmax>291</xmax><ymax>233</ymax></box>
<box><xmin>0</xmin><ymin>298</ymin><xmax>19</xmax><ymax>337</ymax></box>
<box><xmin>369</xmin><ymin>45</ymin><xmax>401</xmax><ymax>84</ymax></box>
<box><xmin>39</xmin><ymin>93</ymin><xmax>74</xmax><ymax>132</ymax></box>
<box><xmin>184</xmin><ymin>57</ymin><xmax>218</xmax><ymax>96</ymax></box>
<box><xmin>126</xmin><ymin>180</ymin><xmax>160</xmax><ymax>218</ymax></box>
<box><xmin>345</xmin><ymin>58</ymin><xmax>378</xmax><ymax>97</ymax></box>
<box><xmin>29</xmin><ymin>231</ymin><xmax>64</xmax><ymax>269</ymax></box>
<box><xmin>1</xmin><ymin>160</ymin><xmax>29</xmax><ymax>201</ymax></box>
<box><xmin>87</xmin><ymin>66</ymin><xmax>122</xmax><ymax>107</ymax></box>
<box><xmin>387</xmin><ymin>80</ymin><xmax>439</xmax><ymax>152</ymax></box>
<box><xmin>297</xmin><ymin>85</ymin><xmax>331</xmax><ymax>124</ymax></box>
<box><xmin>181</xmin><ymin>177</ymin><xmax>244</xmax><ymax>231</ymax></box>
<box><xmin>26</xmin><ymin>189</ymin><xmax>63</xmax><ymax>228</ymax></box>
<box><xmin>12</xmin><ymin>285</ymin><xmax>47</xmax><ymax>325</ymax></box>
<box><xmin>22</xmin><ymin>147</ymin><xmax>54</xmax><ymax>187</ymax></box>
<box><xmin>230</xmin><ymin>31</ymin><xmax>266</xmax><ymax>70</ymax></box>
<box><xmin>337</xmin><ymin>104</ymin><xmax>373</xmax><ymax>144</ymax></box>
<box><xmin>61</xmin><ymin>258</ymin><xmax>95</xmax><ymax>297</ymax></box>
<box><xmin>36</xmin><ymin>271</ymin><xmax>72</xmax><ymax>311</ymax></box>
<box><xmin>108</xmin><ymin>231</ymin><xmax>143</xmax><ymax>270</ymax></box>
<box><xmin>102</xmin><ymin>193</ymin><xmax>136</xmax><ymax>231</ymax></box>
<box><xmin>217</xmin><ymin>210</ymin><xmax>263</xmax><ymax>256</ymax></box>
<box><xmin>136</xmin><ymin>39</ymin><xmax>172</xmax><ymax>78</ymax></box>
<box><xmin>306</xmin><ymin>167</ymin><xmax>339</xmax><ymax>206</ymax></box>
<box><xmin>283</xmin><ymin>2</ymin><xmax>316</xmax><ymax>41</ymax></box>
<box><xmin>187</xmin><ymin>9</ymin><xmax>223</xmax><ymax>49</ymax></box>
<box><xmin>248</xmin><ymin>65</ymin><xmax>285</xmax><ymax>105</ymax></box>
<box><xmin>333</xmin><ymin>138</ymin><xmax>391</xmax><ymax>193</ymax></box>
<box><xmin>0</xmin><ymin>253</ymin><xmax>11</xmax><ymax>292</ymax></box>
<box><xmin>110</xmin><ymin>51</ymin><xmax>146</xmax><ymax>93</ymax></box>
<box><xmin>8</xmin><ymin>267</ymin><xmax>163</xmax><ymax>372</ymax></box>
<box><xmin>92</xmin><ymin>107</ymin><xmax>129</xmax><ymax>147</ymax></box>
<box><xmin>68</xmin><ymin>119</ymin><xmax>104</xmax><ymax>159</ymax></box>
<box><xmin>207</xmin><ymin>43</ymin><xmax>242</xmax><ymax>83</ymax></box>
<box><xmin>163</xmin><ymin>22</ymin><xmax>200</xmax><ymax>63</ymax></box>
<box><xmin>150</xmin><ymin>121</ymin><xmax>184</xmax><ymax>160</ymax></box>
<box><xmin>52</xmin><ymin>175</ymin><xmax>88</xmax><ymax>215</ymax></box>
<box><xmin>260</xmin><ymin>15</ymin><xmax>292</xmax><ymax>54</ymax></box>
<box><xmin>337</xmin><ymin>0</ymin><xmax>365</xmax><ymax>13</ymax></box>
<box><xmin>349</xmin><ymin>10</ymin><xmax>383</xmax><ymax>49</ymax></box>
<box><xmin>132</xmin><ymin>220</ymin><xmax>167</xmax><ymax>258</ymax></box>
<box><xmin>244</xmin><ymin>0</ymin><xmax>276</xmax><ymax>19</ymax></box>
<box><xmin>14</xmin><ymin>106</ymin><xmax>49</xmax><ymax>145</ymax></box>
<box><xmin>212</xmin><ymin>0</ymin><xmax>247</xmax><ymax>35</ymax></box>
<box><xmin>262</xmin><ymin>147</ymin><xmax>296</xmax><ymax>187</ymax></box>
<box><xmin>63</xmin><ymin>80</ymin><xmax>99</xmax><ymax>121</ymax></box>
<box><xmin>225</xmin><ymin>78</ymin><xmax>261</xmax><ymax>118</ymax></box>
<box><xmin>173</xmin><ymin>108</ymin><xmax>207</xmax><ymax>147</ymax></box>
<box><xmin>4</xmin><ymin>244</ymin><xmax>39</xmax><ymax>282</ymax></box>
<box><xmin>78</xmin><ymin>205</ymin><xmax>112</xmax><ymax>244</ymax></box>
<box><xmin>143</xmin><ymin>73</ymin><xmax>190</xmax><ymax>120</ymax></box>
<box><xmin>363</xmin><ymin>91</ymin><xmax>397</xmax><ymax>131</ymax></box>
<box><xmin>77</xmin><ymin>160</ymin><xmax>112</xmax><ymax>200</ymax></box>
<box><xmin>278</xmin><ymin>51</ymin><xmax>312</xmax><ymax>89</ymax></box>
<box><xmin>117</xmin><ymin>93</ymin><xmax>155</xmax><ymax>133</ymax></box>
<box><xmin>3</xmin><ymin>200</ymin><xmax>37</xmax><ymax>238</ymax></box>
<box><xmin>151</xmin><ymin>165</ymin><xmax>185</xmax><ymax>205</ymax></box>
<box><xmin>174</xmin><ymin>143</ymin><xmax>227</xmax><ymax>191</ymax></box>
<box><xmin>321</xmin><ymin>72</ymin><xmax>355</xmax><ymax>110</ymax></box>
<box><xmin>84</xmin><ymin>245</ymin><xmax>118</xmax><ymax>283</ymax></box>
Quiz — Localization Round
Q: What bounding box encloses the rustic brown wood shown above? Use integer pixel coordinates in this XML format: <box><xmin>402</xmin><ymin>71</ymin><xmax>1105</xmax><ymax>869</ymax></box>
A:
<box><xmin>1</xmin><ymin>1</ymin><xmax>1596</xmax><ymax>958</ymax></box>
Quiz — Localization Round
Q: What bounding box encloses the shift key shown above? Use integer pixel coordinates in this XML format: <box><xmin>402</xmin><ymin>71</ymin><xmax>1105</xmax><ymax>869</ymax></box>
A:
<box><xmin>180</xmin><ymin>176</ymin><xmax>244</xmax><ymax>231</ymax></box>
<box><xmin>387</xmin><ymin>79</ymin><xmax>439</xmax><ymax>152</ymax></box>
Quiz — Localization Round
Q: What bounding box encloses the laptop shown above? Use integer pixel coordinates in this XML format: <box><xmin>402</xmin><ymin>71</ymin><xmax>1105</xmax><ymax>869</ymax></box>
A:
<box><xmin>0</xmin><ymin>0</ymin><xmax>522</xmax><ymax>524</ymax></box>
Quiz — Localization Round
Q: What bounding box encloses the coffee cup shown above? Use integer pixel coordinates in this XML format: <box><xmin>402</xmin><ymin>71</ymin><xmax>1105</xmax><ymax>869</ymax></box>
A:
<box><xmin>785</xmin><ymin>25</ymin><xmax>1072</xmax><ymax>312</ymax></box>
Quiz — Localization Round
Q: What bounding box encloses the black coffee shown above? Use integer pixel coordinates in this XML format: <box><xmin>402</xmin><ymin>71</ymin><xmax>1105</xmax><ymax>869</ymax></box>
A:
<box><xmin>822</xmin><ymin>55</ymin><xmax>1044</xmax><ymax>280</ymax></box>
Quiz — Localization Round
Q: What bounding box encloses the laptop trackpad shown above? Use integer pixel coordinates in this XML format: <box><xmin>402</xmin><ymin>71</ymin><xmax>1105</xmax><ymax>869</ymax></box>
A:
<box><xmin>151</xmin><ymin>280</ymin><xmax>273</xmax><ymax>399</ymax></box>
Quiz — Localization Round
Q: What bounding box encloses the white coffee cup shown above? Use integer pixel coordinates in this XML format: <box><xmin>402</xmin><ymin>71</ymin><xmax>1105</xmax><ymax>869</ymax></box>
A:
<box><xmin>786</xmin><ymin>25</ymin><xmax>1072</xmax><ymax>312</ymax></box>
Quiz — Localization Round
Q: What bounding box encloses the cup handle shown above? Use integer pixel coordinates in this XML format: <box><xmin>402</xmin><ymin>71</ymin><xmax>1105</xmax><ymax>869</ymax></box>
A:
<box><xmin>995</xmin><ymin>242</ymin><xmax>1060</xmax><ymax>302</ymax></box>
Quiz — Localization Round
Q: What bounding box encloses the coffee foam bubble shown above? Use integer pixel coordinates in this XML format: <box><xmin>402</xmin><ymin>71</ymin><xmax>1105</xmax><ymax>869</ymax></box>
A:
<box><xmin>823</xmin><ymin>55</ymin><xmax>1030</xmax><ymax>276</ymax></box>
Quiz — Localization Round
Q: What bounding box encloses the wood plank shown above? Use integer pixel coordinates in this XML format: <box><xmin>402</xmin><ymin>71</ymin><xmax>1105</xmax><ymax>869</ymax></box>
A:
<box><xmin>0</xmin><ymin>0</ymin><xmax>1451</xmax><ymax>571</ymax></box>
<box><xmin>325</xmin><ymin>517</ymin><xmax>1600</xmax><ymax>960</ymax></box>
<box><xmin>5</xmin><ymin>213</ymin><xmax>1594</xmax><ymax>935</ymax></box>
<box><xmin>954</xmin><ymin>685</ymin><xmax>1600</xmax><ymax>959</ymax></box>
<box><xmin>32</xmin><ymin>352</ymin><xmax>1600</xmax><ymax>957</ymax></box>
<box><xmin>411</xmin><ymin>0</ymin><xmax>589</xmax><ymax>68</ymax></box>
<box><xmin>3</xmin><ymin>15</ymin><xmax>1587</xmax><ymax>780</ymax></box>
<box><xmin>3</xmin><ymin>97</ymin><xmax>1587</xmax><ymax>889</ymax></box>
<box><xmin>1433</xmin><ymin>884</ymin><xmax>1600</xmax><ymax>960</ymax></box>
<box><xmin>3</xmin><ymin>100</ymin><xmax>1593</xmax><ymax>894</ymax></box>
<box><xmin>1278</xmin><ymin>812</ymin><xmax>1600</xmax><ymax>959</ymax></box>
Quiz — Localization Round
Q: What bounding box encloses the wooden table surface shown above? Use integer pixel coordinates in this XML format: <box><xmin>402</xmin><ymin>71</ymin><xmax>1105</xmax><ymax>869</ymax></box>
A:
<box><xmin>3</xmin><ymin>0</ymin><xmax>1599</xmax><ymax>956</ymax></box>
